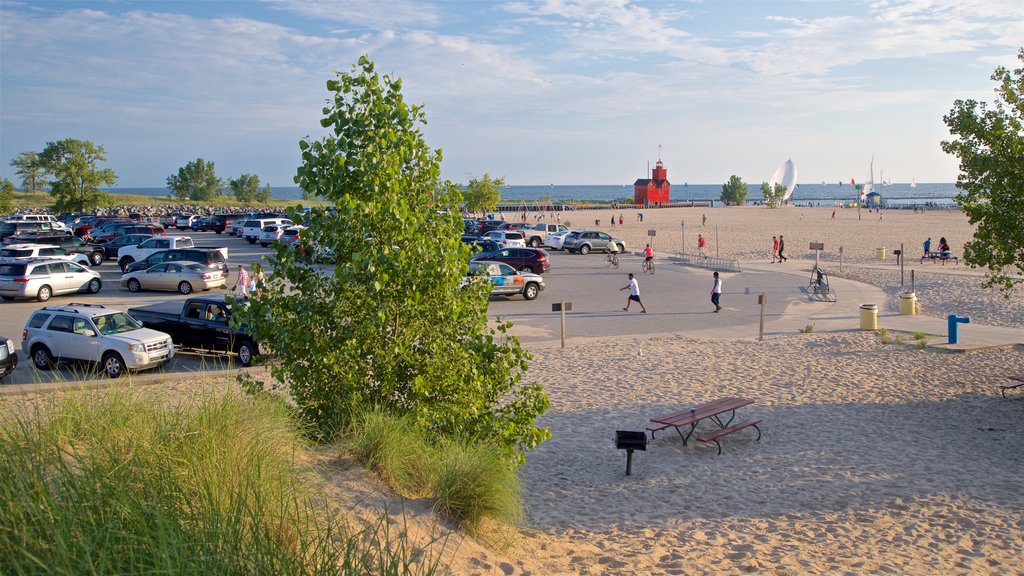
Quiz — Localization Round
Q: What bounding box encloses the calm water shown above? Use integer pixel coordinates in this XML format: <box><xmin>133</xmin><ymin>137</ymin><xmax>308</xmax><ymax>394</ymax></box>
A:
<box><xmin>104</xmin><ymin>182</ymin><xmax>959</xmax><ymax>206</ymax></box>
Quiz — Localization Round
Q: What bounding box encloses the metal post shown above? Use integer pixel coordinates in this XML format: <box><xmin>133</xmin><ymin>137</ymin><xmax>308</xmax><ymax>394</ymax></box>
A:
<box><xmin>715</xmin><ymin>224</ymin><xmax>719</xmax><ymax>258</ymax></box>
<box><xmin>814</xmin><ymin>249</ymin><xmax>820</xmax><ymax>270</ymax></box>
<box><xmin>759</xmin><ymin>292</ymin><xmax>766</xmax><ymax>341</ymax></box>
<box><xmin>911</xmin><ymin>269</ymin><xmax>915</xmax><ymax>294</ymax></box>
<box><xmin>560</xmin><ymin>303</ymin><xmax>567</xmax><ymax>349</ymax></box>
<box><xmin>900</xmin><ymin>242</ymin><xmax>905</xmax><ymax>287</ymax></box>
<box><xmin>839</xmin><ymin>245</ymin><xmax>844</xmax><ymax>273</ymax></box>
<box><xmin>625</xmin><ymin>449</ymin><xmax>634</xmax><ymax>476</ymax></box>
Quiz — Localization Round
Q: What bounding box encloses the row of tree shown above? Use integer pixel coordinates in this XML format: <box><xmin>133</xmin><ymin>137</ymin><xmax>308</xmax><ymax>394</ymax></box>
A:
<box><xmin>6</xmin><ymin>143</ymin><xmax>274</xmax><ymax>212</ymax></box>
<box><xmin>720</xmin><ymin>176</ymin><xmax>788</xmax><ymax>207</ymax></box>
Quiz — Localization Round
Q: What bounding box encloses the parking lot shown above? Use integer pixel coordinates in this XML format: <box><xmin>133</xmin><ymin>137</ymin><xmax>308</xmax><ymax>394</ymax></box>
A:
<box><xmin>0</xmin><ymin>227</ymin><xmax>804</xmax><ymax>385</ymax></box>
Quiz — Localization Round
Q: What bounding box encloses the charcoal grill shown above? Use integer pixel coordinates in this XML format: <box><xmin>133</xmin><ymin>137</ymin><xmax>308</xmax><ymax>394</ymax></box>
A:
<box><xmin>615</xmin><ymin>430</ymin><xmax>648</xmax><ymax>476</ymax></box>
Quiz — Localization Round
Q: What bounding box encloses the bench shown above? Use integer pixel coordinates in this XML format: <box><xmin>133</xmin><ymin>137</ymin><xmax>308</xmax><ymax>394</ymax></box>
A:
<box><xmin>696</xmin><ymin>419</ymin><xmax>762</xmax><ymax>455</ymax></box>
<box><xmin>920</xmin><ymin>251</ymin><xmax>958</xmax><ymax>265</ymax></box>
<box><xmin>1001</xmin><ymin>375</ymin><xmax>1024</xmax><ymax>398</ymax></box>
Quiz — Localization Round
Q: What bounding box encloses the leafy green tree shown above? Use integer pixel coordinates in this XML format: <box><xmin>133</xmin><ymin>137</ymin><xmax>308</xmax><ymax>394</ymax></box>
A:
<box><xmin>239</xmin><ymin>57</ymin><xmax>550</xmax><ymax>466</ymax></box>
<box><xmin>166</xmin><ymin>158</ymin><xmax>223</xmax><ymax>201</ymax></box>
<box><xmin>257</xmin><ymin>183</ymin><xmax>272</xmax><ymax>203</ymax></box>
<box><xmin>941</xmin><ymin>48</ymin><xmax>1024</xmax><ymax>293</ymax></box>
<box><xmin>721</xmin><ymin>175</ymin><xmax>748</xmax><ymax>206</ymax></box>
<box><xmin>228</xmin><ymin>173</ymin><xmax>262</xmax><ymax>203</ymax></box>
<box><xmin>0</xmin><ymin>178</ymin><xmax>14</xmax><ymax>215</ymax></box>
<box><xmin>760</xmin><ymin>181</ymin><xmax>788</xmax><ymax>208</ymax></box>
<box><xmin>38</xmin><ymin>139</ymin><xmax>117</xmax><ymax>212</ymax></box>
<box><xmin>464</xmin><ymin>173</ymin><xmax>504</xmax><ymax>213</ymax></box>
<box><xmin>9</xmin><ymin>151</ymin><xmax>48</xmax><ymax>193</ymax></box>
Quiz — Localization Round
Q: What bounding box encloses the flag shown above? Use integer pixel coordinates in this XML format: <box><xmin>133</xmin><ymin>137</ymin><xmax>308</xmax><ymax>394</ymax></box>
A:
<box><xmin>850</xmin><ymin>178</ymin><xmax>856</xmax><ymax>187</ymax></box>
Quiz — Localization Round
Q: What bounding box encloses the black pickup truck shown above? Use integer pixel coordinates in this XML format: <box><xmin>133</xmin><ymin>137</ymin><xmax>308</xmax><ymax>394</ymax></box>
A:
<box><xmin>127</xmin><ymin>295</ymin><xmax>258</xmax><ymax>366</ymax></box>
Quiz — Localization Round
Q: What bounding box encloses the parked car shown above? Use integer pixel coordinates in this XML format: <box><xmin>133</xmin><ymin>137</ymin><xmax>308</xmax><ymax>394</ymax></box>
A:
<box><xmin>89</xmin><ymin>224</ymin><xmax>165</xmax><ymax>243</ymax></box>
<box><xmin>127</xmin><ymin>295</ymin><xmax>258</xmax><ymax>367</ymax></box>
<box><xmin>93</xmin><ymin>233</ymin><xmax>156</xmax><ymax>262</ymax></box>
<box><xmin>175</xmin><ymin>214</ymin><xmax>198</xmax><ymax>230</ymax></box>
<box><xmin>123</xmin><ymin>247</ymin><xmax>229</xmax><ymax>274</ymax></box>
<box><xmin>278</xmin><ymin>225</ymin><xmax>305</xmax><ymax>246</ymax></box>
<box><xmin>561</xmin><ymin>230</ymin><xmax>624</xmax><ymax>254</ymax></box>
<box><xmin>241</xmin><ymin>218</ymin><xmax>292</xmax><ymax>244</ymax></box>
<box><xmin>464</xmin><ymin>261</ymin><xmax>545</xmax><ymax>300</ymax></box>
<box><xmin>258</xmin><ymin>224</ymin><xmax>286</xmax><ymax>247</ymax></box>
<box><xmin>0</xmin><ymin>243</ymin><xmax>93</xmax><ymax>268</ymax></box>
<box><xmin>520</xmin><ymin>222</ymin><xmax>570</xmax><ymax>248</ymax></box>
<box><xmin>0</xmin><ymin>220</ymin><xmax>71</xmax><ymax>240</ymax></box>
<box><xmin>22</xmin><ymin>303</ymin><xmax>174</xmax><ymax>378</ymax></box>
<box><xmin>22</xmin><ymin>235</ymin><xmax>108</xmax><ymax>267</ymax></box>
<box><xmin>483</xmin><ymin>230</ymin><xmax>527</xmax><ymax>248</ymax></box>
<box><xmin>118</xmin><ymin>236</ymin><xmax>228</xmax><ymax>272</ymax></box>
<box><xmin>461</xmin><ymin>235</ymin><xmax>501</xmax><ymax>254</ymax></box>
<box><xmin>190</xmin><ymin>216</ymin><xmax>215</xmax><ymax>231</ymax></box>
<box><xmin>470</xmin><ymin>247</ymin><xmax>550</xmax><ymax>274</ymax></box>
<box><xmin>208</xmin><ymin>214</ymin><xmax>245</xmax><ymax>234</ymax></box>
<box><xmin>121</xmin><ymin>261</ymin><xmax>227</xmax><ymax>294</ymax></box>
<box><xmin>477</xmin><ymin>219</ymin><xmax>506</xmax><ymax>234</ymax></box>
<box><xmin>0</xmin><ymin>335</ymin><xmax>17</xmax><ymax>380</ymax></box>
<box><xmin>0</xmin><ymin>259</ymin><xmax>103</xmax><ymax>302</ymax></box>
<box><xmin>545</xmin><ymin>229</ymin><xmax>575</xmax><ymax>251</ymax></box>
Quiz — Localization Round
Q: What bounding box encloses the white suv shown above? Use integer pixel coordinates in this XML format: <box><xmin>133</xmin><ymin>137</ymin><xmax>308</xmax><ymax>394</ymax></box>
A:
<box><xmin>241</xmin><ymin>218</ymin><xmax>291</xmax><ymax>244</ymax></box>
<box><xmin>22</xmin><ymin>304</ymin><xmax>174</xmax><ymax>378</ymax></box>
<box><xmin>484</xmin><ymin>230</ymin><xmax>527</xmax><ymax>248</ymax></box>
<box><xmin>0</xmin><ymin>243</ymin><xmax>92</xmax><ymax>267</ymax></box>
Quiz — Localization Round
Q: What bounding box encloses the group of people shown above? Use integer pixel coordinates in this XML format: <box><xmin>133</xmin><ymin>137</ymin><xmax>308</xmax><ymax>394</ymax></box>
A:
<box><xmin>923</xmin><ymin>237</ymin><xmax>951</xmax><ymax>256</ymax></box>
<box><xmin>232</xmin><ymin>264</ymin><xmax>263</xmax><ymax>299</ymax></box>
<box><xmin>620</xmin><ymin>270</ymin><xmax>722</xmax><ymax>314</ymax></box>
<box><xmin>771</xmin><ymin>235</ymin><xmax>788</xmax><ymax>263</ymax></box>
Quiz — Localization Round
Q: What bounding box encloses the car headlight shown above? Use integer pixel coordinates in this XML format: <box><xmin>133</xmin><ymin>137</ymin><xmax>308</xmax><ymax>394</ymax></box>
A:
<box><xmin>127</xmin><ymin>343</ymin><xmax>145</xmax><ymax>353</ymax></box>
<box><xmin>5</xmin><ymin>339</ymin><xmax>12</xmax><ymax>354</ymax></box>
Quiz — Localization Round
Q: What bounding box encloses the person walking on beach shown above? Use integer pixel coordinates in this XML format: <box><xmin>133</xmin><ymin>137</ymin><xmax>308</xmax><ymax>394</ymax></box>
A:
<box><xmin>233</xmin><ymin>264</ymin><xmax>250</xmax><ymax>298</ymax></box>
<box><xmin>697</xmin><ymin>233</ymin><xmax>707</xmax><ymax>259</ymax></box>
<box><xmin>621</xmin><ymin>273</ymin><xmax>647</xmax><ymax>313</ymax></box>
<box><xmin>777</xmin><ymin>235</ymin><xmax>788</xmax><ymax>262</ymax></box>
<box><xmin>831</xmin><ymin>210</ymin><xmax>836</xmax><ymax>220</ymax></box>
<box><xmin>923</xmin><ymin>237</ymin><xmax>932</xmax><ymax>257</ymax></box>
<box><xmin>702</xmin><ymin>213</ymin><xmax>707</xmax><ymax>227</ymax></box>
<box><xmin>711</xmin><ymin>271</ymin><xmax>722</xmax><ymax>312</ymax></box>
<box><xmin>771</xmin><ymin>236</ymin><xmax>779</xmax><ymax>263</ymax></box>
<box><xmin>619</xmin><ymin>214</ymin><xmax>624</xmax><ymax>226</ymax></box>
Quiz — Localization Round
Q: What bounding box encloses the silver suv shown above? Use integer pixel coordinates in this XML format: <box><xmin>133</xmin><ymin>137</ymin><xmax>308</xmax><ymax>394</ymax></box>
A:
<box><xmin>22</xmin><ymin>304</ymin><xmax>174</xmax><ymax>378</ymax></box>
<box><xmin>0</xmin><ymin>258</ymin><xmax>102</xmax><ymax>301</ymax></box>
<box><xmin>561</xmin><ymin>230</ymin><xmax>625</xmax><ymax>255</ymax></box>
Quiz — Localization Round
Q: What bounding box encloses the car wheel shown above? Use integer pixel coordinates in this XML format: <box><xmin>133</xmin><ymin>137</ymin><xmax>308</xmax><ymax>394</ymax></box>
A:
<box><xmin>522</xmin><ymin>265</ymin><xmax>535</xmax><ymax>274</ymax></box>
<box><xmin>246</xmin><ymin>238</ymin><xmax>256</xmax><ymax>244</ymax></box>
<box><xmin>90</xmin><ymin>252</ymin><xmax>104</xmax><ymax>266</ymax></box>
<box><xmin>260</xmin><ymin>242</ymin><xmax>268</xmax><ymax>248</ymax></box>
<box><xmin>37</xmin><ymin>285</ymin><xmax>52</xmax><ymax>302</ymax></box>
<box><xmin>523</xmin><ymin>283</ymin><xmax>540</xmax><ymax>300</ymax></box>
<box><xmin>215</xmin><ymin>230</ymin><xmax>222</xmax><ymax>234</ymax></box>
<box><xmin>178</xmin><ymin>281</ymin><xmax>193</xmax><ymax>295</ymax></box>
<box><xmin>102</xmin><ymin>352</ymin><xmax>126</xmax><ymax>378</ymax></box>
<box><xmin>1</xmin><ymin>296</ymin><xmax>14</xmax><ymax>301</ymax></box>
<box><xmin>87</xmin><ymin>278</ymin><xmax>102</xmax><ymax>294</ymax></box>
<box><xmin>579</xmin><ymin>244</ymin><xmax>591</xmax><ymax>255</ymax></box>
<box><xmin>127</xmin><ymin>278</ymin><xmax>141</xmax><ymax>292</ymax></box>
<box><xmin>616</xmin><ymin>243</ymin><xmax>625</xmax><ymax>253</ymax></box>
<box><xmin>31</xmin><ymin>344</ymin><xmax>54</xmax><ymax>370</ymax></box>
<box><xmin>236</xmin><ymin>339</ymin><xmax>257</xmax><ymax>367</ymax></box>
<box><xmin>118</xmin><ymin>257</ymin><xmax>133</xmax><ymax>272</ymax></box>
<box><xmin>530</xmin><ymin>238</ymin><xmax>541</xmax><ymax>248</ymax></box>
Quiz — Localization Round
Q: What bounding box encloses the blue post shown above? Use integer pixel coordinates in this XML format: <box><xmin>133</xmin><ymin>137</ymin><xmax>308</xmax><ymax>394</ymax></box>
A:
<box><xmin>947</xmin><ymin>314</ymin><xmax>971</xmax><ymax>344</ymax></box>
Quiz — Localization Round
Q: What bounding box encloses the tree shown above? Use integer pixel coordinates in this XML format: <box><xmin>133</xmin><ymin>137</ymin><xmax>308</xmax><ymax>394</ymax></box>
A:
<box><xmin>0</xmin><ymin>178</ymin><xmax>14</xmax><ymax>215</ymax></box>
<box><xmin>166</xmin><ymin>158</ymin><xmax>223</xmax><ymax>201</ymax></box>
<box><xmin>760</xmin><ymin>181</ymin><xmax>788</xmax><ymax>208</ymax></box>
<box><xmin>721</xmin><ymin>175</ymin><xmax>748</xmax><ymax>206</ymax></box>
<box><xmin>257</xmin><ymin>183</ymin><xmax>272</xmax><ymax>203</ymax></box>
<box><xmin>9</xmin><ymin>151</ymin><xmax>48</xmax><ymax>193</ymax></box>
<box><xmin>941</xmin><ymin>48</ymin><xmax>1024</xmax><ymax>294</ymax></box>
<box><xmin>464</xmin><ymin>173</ymin><xmax>504</xmax><ymax>213</ymax></box>
<box><xmin>229</xmin><ymin>173</ymin><xmax>263</xmax><ymax>203</ymax></box>
<box><xmin>38</xmin><ymin>139</ymin><xmax>117</xmax><ymax>213</ymax></box>
<box><xmin>239</xmin><ymin>57</ymin><xmax>550</xmax><ymax>466</ymax></box>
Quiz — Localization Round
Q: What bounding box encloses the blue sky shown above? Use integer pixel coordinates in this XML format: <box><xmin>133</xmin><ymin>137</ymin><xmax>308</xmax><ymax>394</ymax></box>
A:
<box><xmin>1</xmin><ymin>0</ymin><xmax>1021</xmax><ymax>188</ymax></box>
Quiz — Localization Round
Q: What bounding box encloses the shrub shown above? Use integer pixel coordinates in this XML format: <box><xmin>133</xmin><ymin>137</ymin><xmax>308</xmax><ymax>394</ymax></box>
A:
<box><xmin>798</xmin><ymin>323</ymin><xmax>815</xmax><ymax>333</ymax></box>
<box><xmin>348</xmin><ymin>409</ymin><xmax>434</xmax><ymax>497</ymax></box>
<box><xmin>430</xmin><ymin>440</ymin><xmax>524</xmax><ymax>537</ymax></box>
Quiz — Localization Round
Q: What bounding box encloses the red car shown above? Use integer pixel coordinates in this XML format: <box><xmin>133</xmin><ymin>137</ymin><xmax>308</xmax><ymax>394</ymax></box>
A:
<box><xmin>470</xmin><ymin>247</ymin><xmax>550</xmax><ymax>274</ymax></box>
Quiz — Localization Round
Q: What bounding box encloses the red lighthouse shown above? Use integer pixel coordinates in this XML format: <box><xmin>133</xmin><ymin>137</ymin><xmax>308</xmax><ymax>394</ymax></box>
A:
<box><xmin>633</xmin><ymin>159</ymin><xmax>671</xmax><ymax>206</ymax></box>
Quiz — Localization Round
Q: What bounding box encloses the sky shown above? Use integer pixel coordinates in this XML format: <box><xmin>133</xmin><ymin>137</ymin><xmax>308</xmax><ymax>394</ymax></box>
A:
<box><xmin>1</xmin><ymin>0</ymin><xmax>1021</xmax><ymax>188</ymax></box>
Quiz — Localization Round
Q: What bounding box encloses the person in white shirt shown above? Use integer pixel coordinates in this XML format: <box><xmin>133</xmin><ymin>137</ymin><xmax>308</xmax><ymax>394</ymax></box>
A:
<box><xmin>620</xmin><ymin>273</ymin><xmax>647</xmax><ymax>313</ymax></box>
<box><xmin>711</xmin><ymin>271</ymin><xmax>722</xmax><ymax>312</ymax></box>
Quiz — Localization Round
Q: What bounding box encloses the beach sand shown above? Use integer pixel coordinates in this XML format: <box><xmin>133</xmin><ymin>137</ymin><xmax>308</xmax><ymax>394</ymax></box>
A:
<box><xmin>3</xmin><ymin>205</ymin><xmax>1022</xmax><ymax>575</ymax></box>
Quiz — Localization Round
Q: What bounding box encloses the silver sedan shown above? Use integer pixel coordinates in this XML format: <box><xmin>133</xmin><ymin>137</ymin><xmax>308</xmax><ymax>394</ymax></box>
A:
<box><xmin>120</xmin><ymin>261</ymin><xmax>227</xmax><ymax>295</ymax></box>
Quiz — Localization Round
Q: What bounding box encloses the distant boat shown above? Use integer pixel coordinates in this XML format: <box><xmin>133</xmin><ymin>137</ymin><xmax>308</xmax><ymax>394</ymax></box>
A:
<box><xmin>911</xmin><ymin>178</ymin><xmax>917</xmax><ymax>188</ymax></box>
<box><xmin>769</xmin><ymin>159</ymin><xmax>798</xmax><ymax>201</ymax></box>
<box><xmin>862</xmin><ymin>155</ymin><xmax>875</xmax><ymax>201</ymax></box>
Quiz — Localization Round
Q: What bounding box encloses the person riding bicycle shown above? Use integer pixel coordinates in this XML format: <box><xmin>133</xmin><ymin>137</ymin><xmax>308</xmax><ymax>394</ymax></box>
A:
<box><xmin>607</xmin><ymin>242</ymin><xmax>620</xmax><ymax>266</ymax></box>
<box><xmin>643</xmin><ymin>243</ymin><xmax>654</xmax><ymax>264</ymax></box>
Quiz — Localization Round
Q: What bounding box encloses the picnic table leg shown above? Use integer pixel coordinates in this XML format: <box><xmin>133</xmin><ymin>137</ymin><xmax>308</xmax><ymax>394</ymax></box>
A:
<box><xmin>710</xmin><ymin>409</ymin><xmax>736</xmax><ymax>429</ymax></box>
<box><xmin>673</xmin><ymin>424</ymin><xmax>698</xmax><ymax>445</ymax></box>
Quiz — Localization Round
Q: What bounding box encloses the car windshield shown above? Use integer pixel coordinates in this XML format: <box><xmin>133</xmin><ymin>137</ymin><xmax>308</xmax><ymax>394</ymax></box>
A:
<box><xmin>94</xmin><ymin>312</ymin><xmax>144</xmax><ymax>335</ymax></box>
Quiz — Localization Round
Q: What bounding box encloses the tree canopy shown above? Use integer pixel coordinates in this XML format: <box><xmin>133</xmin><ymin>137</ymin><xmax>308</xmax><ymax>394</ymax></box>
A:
<box><xmin>166</xmin><ymin>158</ymin><xmax>223</xmax><ymax>201</ymax></box>
<box><xmin>760</xmin><ymin>182</ymin><xmax>788</xmax><ymax>208</ymax></box>
<box><xmin>9</xmin><ymin>151</ymin><xmax>48</xmax><ymax>193</ymax></box>
<box><xmin>239</xmin><ymin>57</ymin><xmax>549</xmax><ymax>466</ymax></box>
<box><xmin>464</xmin><ymin>173</ymin><xmax>504</xmax><ymax>213</ymax></box>
<box><xmin>941</xmin><ymin>47</ymin><xmax>1024</xmax><ymax>293</ymax></box>
<box><xmin>721</xmin><ymin>175</ymin><xmax>748</xmax><ymax>206</ymax></box>
<box><xmin>0</xmin><ymin>178</ymin><xmax>14</xmax><ymax>215</ymax></box>
<box><xmin>229</xmin><ymin>174</ymin><xmax>272</xmax><ymax>203</ymax></box>
<box><xmin>38</xmin><ymin>139</ymin><xmax>117</xmax><ymax>213</ymax></box>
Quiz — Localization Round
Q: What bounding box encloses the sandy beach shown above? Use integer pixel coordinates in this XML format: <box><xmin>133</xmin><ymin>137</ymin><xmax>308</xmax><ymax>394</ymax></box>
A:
<box><xmin>2</xmin><ymin>204</ymin><xmax>1021</xmax><ymax>575</ymax></box>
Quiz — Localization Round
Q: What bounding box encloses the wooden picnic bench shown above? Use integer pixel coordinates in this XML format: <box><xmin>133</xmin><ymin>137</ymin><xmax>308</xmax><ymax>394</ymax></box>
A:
<box><xmin>921</xmin><ymin>251</ymin><xmax>959</xmax><ymax>265</ymax></box>
<box><xmin>1000</xmin><ymin>375</ymin><xmax>1024</xmax><ymax>398</ymax></box>
<box><xmin>648</xmin><ymin>397</ymin><xmax>760</xmax><ymax>454</ymax></box>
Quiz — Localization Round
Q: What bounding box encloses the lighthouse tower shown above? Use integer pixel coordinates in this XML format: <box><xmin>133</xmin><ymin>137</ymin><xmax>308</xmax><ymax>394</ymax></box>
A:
<box><xmin>633</xmin><ymin>159</ymin><xmax>671</xmax><ymax>206</ymax></box>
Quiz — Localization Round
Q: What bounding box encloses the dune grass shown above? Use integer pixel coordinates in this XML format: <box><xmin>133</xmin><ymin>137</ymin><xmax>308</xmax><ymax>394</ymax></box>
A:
<box><xmin>346</xmin><ymin>409</ymin><xmax>524</xmax><ymax>537</ymax></box>
<box><xmin>0</xmin><ymin>388</ymin><xmax>436</xmax><ymax>575</ymax></box>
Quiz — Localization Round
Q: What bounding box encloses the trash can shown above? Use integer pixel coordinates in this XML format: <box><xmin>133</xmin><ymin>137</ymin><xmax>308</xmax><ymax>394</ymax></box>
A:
<box><xmin>875</xmin><ymin>247</ymin><xmax>886</xmax><ymax>259</ymax></box>
<box><xmin>899</xmin><ymin>292</ymin><xmax>917</xmax><ymax>315</ymax></box>
<box><xmin>860</xmin><ymin>303</ymin><xmax>878</xmax><ymax>330</ymax></box>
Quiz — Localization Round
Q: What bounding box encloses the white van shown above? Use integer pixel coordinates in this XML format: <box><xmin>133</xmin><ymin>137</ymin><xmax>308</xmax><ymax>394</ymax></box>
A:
<box><xmin>7</xmin><ymin>214</ymin><xmax>59</xmax><ymax>224</ymax></box>
<box><xmin>241</xmin><ymin>218</ymin><xmax>292</xmax><ymax>244</ymax></box>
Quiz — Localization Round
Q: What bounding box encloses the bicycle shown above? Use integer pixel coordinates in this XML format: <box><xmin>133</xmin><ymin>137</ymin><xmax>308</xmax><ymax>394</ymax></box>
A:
<box><xmin>641</xmin><ymin>258</ymin><xmax>655</xmax><ymax>275</ymax></box>
<box><xmin>606</xmin><ymin>251</ymin><xmax>619</xmax><ymax>268</ymax></box>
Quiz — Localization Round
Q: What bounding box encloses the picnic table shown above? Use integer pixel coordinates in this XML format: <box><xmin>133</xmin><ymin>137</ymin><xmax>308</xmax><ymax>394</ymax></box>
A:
<box><xmin>921</xmin><ymin>251</ymin><xmax>959</xmax><ymax>265</ymax></box>
<box><xmin>647</xmin><ymin>397</ymin><xmax>758</xmax><ymax>452</ymax></box>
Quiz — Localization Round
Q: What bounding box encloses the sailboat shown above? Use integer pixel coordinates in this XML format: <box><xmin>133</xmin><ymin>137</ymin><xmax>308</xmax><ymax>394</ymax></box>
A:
<box><xmin>861</xmin><ymin>155</ymin><xmax>875</xmax><ymax>205</ymax></box>
<box><xmin>769</xmin><ymin>159</ymin><xmax>798</xmax><ymax>201</ymax></box>
<box><xmin>911</xmin><ymin>178</ymin><xmax>917</xmax><ymax>189</ymax></box>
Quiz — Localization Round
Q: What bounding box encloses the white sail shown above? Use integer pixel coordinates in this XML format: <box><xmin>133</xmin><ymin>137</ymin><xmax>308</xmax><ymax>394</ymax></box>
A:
<box><xmin>911</xmin><ymin>178</ymin><xmax>917</xmax><ymax>188</ymax></box>
<box><xmin>769</xmin><ymin>159</ymin><xmax>798</xmax><ymax>201</ymax></box>
<box><xmin>863</xmin><ymin>155</ymin><xmax>874</xmax><ymax>198</ymax></box>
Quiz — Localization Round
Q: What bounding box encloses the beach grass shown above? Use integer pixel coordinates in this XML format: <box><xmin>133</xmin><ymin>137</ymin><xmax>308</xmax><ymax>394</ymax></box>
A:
<box><xmin>0</xmin><ymin>387</ymin><xmax>436</xmax><ymax>575</ymax></box>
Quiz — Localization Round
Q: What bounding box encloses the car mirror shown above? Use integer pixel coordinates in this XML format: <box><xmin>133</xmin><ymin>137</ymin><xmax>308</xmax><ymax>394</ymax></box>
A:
<box><xmin>83</xmin><ymin>329</ymin><xmax>96</xmax><ymax>337</ymax></box>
